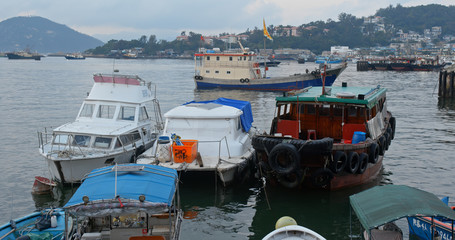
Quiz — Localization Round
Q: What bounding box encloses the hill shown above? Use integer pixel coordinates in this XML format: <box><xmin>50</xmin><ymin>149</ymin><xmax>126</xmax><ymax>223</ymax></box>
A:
<box><xmin>0</xmin><ymin>16</ymin><xmax>104</xmax><ymax>53</ymax></box>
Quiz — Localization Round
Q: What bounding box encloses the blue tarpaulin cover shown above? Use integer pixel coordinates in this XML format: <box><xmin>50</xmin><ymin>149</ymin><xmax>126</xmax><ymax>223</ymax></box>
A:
<box><xmin>185</xmin><ymin>98</ymin><xmax>254</xmax><ymax>132</ymax></box>
<box><xmin>64</xmin><ymin>164</ymin><xmax>178</xmax><ymax>208</ymax></box>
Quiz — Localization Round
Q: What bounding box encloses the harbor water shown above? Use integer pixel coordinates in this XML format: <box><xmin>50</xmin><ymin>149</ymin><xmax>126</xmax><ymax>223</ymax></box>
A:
<box><xmin>1</xmin><ymin>57</ymin><xmax>455</xmax><ymax>239</ymax></box>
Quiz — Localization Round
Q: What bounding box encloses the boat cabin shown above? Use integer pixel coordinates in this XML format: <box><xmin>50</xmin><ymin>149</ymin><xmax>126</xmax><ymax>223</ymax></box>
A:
<box><xmin>271</xmin><ymin>85</ymin><xmax>387</xmax><ymax>143</ymax></box>
<box><xmin>194</xmin><ymin>48</ymin><xmax>261</xmax><ymax>80</ymax></box>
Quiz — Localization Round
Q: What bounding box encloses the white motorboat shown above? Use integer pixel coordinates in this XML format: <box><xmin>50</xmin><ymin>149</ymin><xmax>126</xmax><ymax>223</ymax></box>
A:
<box><xmin>138</xmin><ymin>98</ymin><xmax>257</xmax><ymax>186</ymax></box>
<box><xmin>38</xmin><ymin>74</ymin><xmax>163</xmax><ymax>184</ymax></box>
<box><xmin>262</xmin><ymin>216</ymin><xmax>326</xmax><ymax>240</ymax></box>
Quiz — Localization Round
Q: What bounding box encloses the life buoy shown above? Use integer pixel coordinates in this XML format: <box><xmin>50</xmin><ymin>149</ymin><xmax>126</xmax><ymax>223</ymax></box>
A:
<box><xmin>256</xmin><ymin>69</ymin><xmax>260</xmax><ymax>74</ymax></box>
<box><xmin>277</xmin><ymin>169</ymin><xmax>304</xmax><ymax>188</ymax></box>
<box><xmin>330</xmin><ymin>151</ymin><xmax>347</xmax><ymax>173</ymax></box>
<box><xmin>253</xmin><ymin>63</ymin><xmax>259</xmax><ymax>68</ymax></box>
<box><xmin>311</xmin><ymin>168</ymin><xmax>334</xmax><ymax>187</ymax></box>
<box><xmin>389</xmin><ymin>117</ymin><xmax>396</xmax><ymax>139</ymax></box>
<box><xmin>268</xmin><ymin>143</ymin><xmax>300</xmax><ymax>175</ymax></box>
<box><xmin>357</xmin><ymin>153</ymin><xmax>369</xmax><ymax>174</ymax></box>
<box><xmin>369</xmin><ymin>143</ymin><xmax>379</xmax><ymax>163</ymax></box>
<box><xmin>345</xmin><ymin>152</ymin><xmax>360</xmax><ymax>174</ymax></box>
<box><xmin>245</xmin><ymin>78</ymin><xmax>249</xmax><ymax>83</ymax></box>
<box><xmin>240</xmin><ymin>78</ymin><xmax>245</xmax><ymax>83</ymax></box>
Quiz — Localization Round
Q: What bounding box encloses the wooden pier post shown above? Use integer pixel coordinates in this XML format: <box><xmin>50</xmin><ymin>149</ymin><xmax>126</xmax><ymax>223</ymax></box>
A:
<box><xmin>439</xmin><ymin>65</ymin><xmax>455</xmax><ymax>98</ymax></box>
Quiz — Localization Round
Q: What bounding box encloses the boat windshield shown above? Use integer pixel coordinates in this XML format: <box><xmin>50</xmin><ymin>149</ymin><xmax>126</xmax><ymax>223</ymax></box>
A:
<box><xmin>93</xmin><ymin>137</ymin><xmax>112</xmax><ymax>149</ymax></box>
<box><xmin>118</xmin><ymin>106</ymin><xmax>136</xmax><ymax>121</ymax></box>
<box><xmin>72</xmin><ymin>135</ymin><xmax>91</xmax><ymax>147</ymax></box>
<box><xmin>53</xmin><ymin>134</ymin><xmax>69</xmax><ymax>145</ymax></box>
<box><xmin>138</xmin><ymin>106</ymin><xmax>149</xmax><ymax>121</ymax></box>
<box><xmin>79</xmin><ymin>103</ymin><xmax>95</xmax><ymax>118</ymax></box>
<box><xmin>97</xmin><ymin>105</ymin><xmax>116</xmax><ymax>119</ymax></box>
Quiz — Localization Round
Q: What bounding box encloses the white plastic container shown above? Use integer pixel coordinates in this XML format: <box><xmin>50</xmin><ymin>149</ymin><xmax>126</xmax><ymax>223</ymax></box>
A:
<box><xmin>157</xmin><ymin>136</ymin><xmax>172</xmax><ymax>162</ymax></box>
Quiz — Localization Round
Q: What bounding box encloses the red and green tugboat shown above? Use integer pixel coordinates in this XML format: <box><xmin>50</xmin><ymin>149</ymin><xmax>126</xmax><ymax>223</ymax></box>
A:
<box><xmin>252</xmin><ymin>83</ymin><xmax>395</xmax><ymax>190</ymax></box>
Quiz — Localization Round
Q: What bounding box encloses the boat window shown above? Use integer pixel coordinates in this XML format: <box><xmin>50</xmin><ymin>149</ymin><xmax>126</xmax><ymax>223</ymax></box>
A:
<box><xmin>229</xmin><ymin>57</ymin><xmax>233</xmax><ymax>61</ymax></box>
<box><xmin>93</xmin><ymin>137</ymin><xmax>112</xmax><ymax>149</ymax></box>
<box><xmin>119</xmin><ymin>131</ymin><xmax>141</xmax><ymax>146</ymax></box>
<box><xmin>72</xmin><ymin>135</ymin><xmax>91</xmax><ymax>147</ymax></box>
<box><xmin>348</xmin><ymin>106</ymin><xmax>357</xmax><ymax>117</ymax></box>
<box><xmin>53</xmin><ymin>134</ymin><xmax>69</xmax><ymax>144</ymax></box>
<box><xmin>138</xmin><ymin>106</ymin><xmax>149</xmax><ymax>121</ymax></box>
<box><xmin>237</xmin><ymin>117</ymin><xmax>241</xmax><ymax>130</ymax></box>
<box><xmin>215</xmin><ymin>71</ymin><xmax>219</xmax><ymax>74</ymax></box>
<box><xmin>306</xmin><ymin>105</ymin><xmax>316</xmax><ymax>114</ymax></box>
<box><xmin>216</xmin><ymin>56</ymin><xmax>220</xmax><ymax>61</ymax></box>
<box><xmin>319</xmin><ymin>105</ymin><xmax>330</xmax><ymax>116</ymax></box>
<box><xmin>206</xmin><ymin>70</ymin><xmax>210</xmax><ymax>73</ymax></box>
<box><xmin>249</xmin><ymin>56</ymin><xmax>252</xmax><ymax>61</ymax></box>
<box><xmin>118</xmin><ymin>106</ymin><xmax>135</xmax><ymax>121</ymax></box>
<box><xmin>206</xmin><ymin>56</ymin><xmax>210</xmax><ymax>61</ymax></box>
<box><xmin>244</xmin><ymin>56</ymin><xmax>247</xmax><ymax>61</ymax></box>
<box><xmin>114</xmin><ymin>137</ymin><xmax>122</xmax><ymax>148</ymax></box>
<box><xmin>359</xmin><ymin>108</ymin><xmax>366</xmax><ymax>117</ymax></box>
<box><xmin>79</xmin><ymin>103</ymin><xmax>94</xmax><ymax>117</ymax></box>
<box><xmin>333</xmin><ymin>105</ymin><xmax>343</xmax><ymax>116</ymax></box>
<box><xmin>227</xmin><ymin>71</ymin><xmax>231</xmax><ymax>74</ymax></box>
<box><xmin>97</xmin><ymin>105</ymin><xmax>116</xmax><ymax>119</ymax></box>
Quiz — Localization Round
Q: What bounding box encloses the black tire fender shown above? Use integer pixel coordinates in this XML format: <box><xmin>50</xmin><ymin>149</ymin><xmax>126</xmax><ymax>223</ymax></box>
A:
<box><xmin>311</xmin><ymin>168</ymin><xmax>334</xmax><ymax>188</ymax></box>
<box><xmin>245</xmin><ymin>78</ymin><xmax>250</xmax><ymax>83</ymax></box>
<box><xmin>240</xmin><ymin>78</ymin><xmax>245</xmax><ymax>83</ymax></box>
<box><xmin>268</xmin><ymin>143</ymin><xmax>300</xmax><ymax>175</ymax></box>
<box><xmin>389</xmin><ymin>117</ymin><xmax>396</xmax><ymax>139</ymax></box>
<box><xmin>345</xmin><ymin>152</ymin><xmax>360</xmax><ymax>174</ymax></box>
<box><xmin>330</xmin><ymin>151</ymin><xmax>347</xmax><ymax>173</ymax></box>
<box><xmin>378</xmin><ymin>136</ymin><xmax>386</xmax><ymax>156</ymax></box>
<box><xmin>369</xmin><ymin>143</ymin><xmax>379</xmax><ymax>163</ymax></box>
<box><xmin>357</xmin><ymin>153</ymin><xmax>369</xmax><ymax>174</ymax></box>
<box><xmin>277</xmin><ymin>169</ymin><xmax>304</xmax><ymax>188</ymax></box>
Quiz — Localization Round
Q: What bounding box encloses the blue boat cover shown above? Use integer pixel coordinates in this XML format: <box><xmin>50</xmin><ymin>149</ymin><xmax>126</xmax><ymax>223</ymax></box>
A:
<box><xmin>185</xmin><ymin>98</ymin><xmax>254</xmax><ymax>132</ymax></box>
<box><xmin>64</xmin><ymin>164</ymin><xmax>178</xmax><ymax>208</ymax></box>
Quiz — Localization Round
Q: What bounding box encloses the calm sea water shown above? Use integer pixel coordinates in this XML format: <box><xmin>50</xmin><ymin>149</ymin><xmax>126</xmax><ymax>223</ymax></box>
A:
<box><xmin>1</xmin><ymin>56</ymin><xmax>455</xmax><ymax>239</ymax></box>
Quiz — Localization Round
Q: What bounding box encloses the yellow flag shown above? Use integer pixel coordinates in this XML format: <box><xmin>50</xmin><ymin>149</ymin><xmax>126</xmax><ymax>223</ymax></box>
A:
<box><xmin>263</xmin><ymin>19</ymin><xmax>273</xmax><ymax>41</ymax></box>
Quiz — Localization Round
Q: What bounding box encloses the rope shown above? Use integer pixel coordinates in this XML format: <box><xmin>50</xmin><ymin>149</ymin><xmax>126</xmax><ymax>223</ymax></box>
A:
<box><xmin>258</xmin><ymin>162</ymin><xmax>271</xmax><ymax>210</ymax></box>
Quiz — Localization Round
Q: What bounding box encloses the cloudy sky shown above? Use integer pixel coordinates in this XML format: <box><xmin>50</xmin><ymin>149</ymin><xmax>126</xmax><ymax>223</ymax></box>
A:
<box><xmin>0</xmin><ymin>0</ymin><xmax>452</xmax><ymax>43</ymax></box>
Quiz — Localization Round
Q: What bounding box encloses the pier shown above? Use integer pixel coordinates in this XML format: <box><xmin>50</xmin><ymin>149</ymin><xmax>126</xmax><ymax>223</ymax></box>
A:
<box><xmin>439</xmin><ymin>65</ymin><xmax>455</xmax><ymax>98</ymax></box>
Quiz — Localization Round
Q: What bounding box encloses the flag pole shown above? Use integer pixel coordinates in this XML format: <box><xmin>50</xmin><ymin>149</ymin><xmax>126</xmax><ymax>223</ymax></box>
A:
<box><xmin>264</xmin><ymin>37</ymin><xmax>267</xmax><ymax>78</ymax></box>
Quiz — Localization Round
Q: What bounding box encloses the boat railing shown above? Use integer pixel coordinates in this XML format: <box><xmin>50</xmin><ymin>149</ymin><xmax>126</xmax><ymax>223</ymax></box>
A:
<box><xmin>37</xmin><ymin>127</ymin><xmax>53</xmax><ymax>150</ymax></box>
<box><xmin>195</xmin><ymin>136</ymin><xmax>231</xmax><ymax>163</ymax></box>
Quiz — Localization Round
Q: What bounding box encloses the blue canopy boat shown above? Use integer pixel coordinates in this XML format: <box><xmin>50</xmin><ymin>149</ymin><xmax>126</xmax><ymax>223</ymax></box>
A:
<box><xmin>64</xmin><ymin>164</ymin><xmax>182</xmax><ymax>240</ymax></box>
<box><xmin>349</xmin><ymin>185</ymin><xmax>455</xmax><ymax>240</ymax></box>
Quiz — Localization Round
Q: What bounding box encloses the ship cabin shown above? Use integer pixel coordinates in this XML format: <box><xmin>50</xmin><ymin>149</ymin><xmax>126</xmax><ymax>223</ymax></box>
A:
<box><xmin>270</xmin><ymin>84</ymin><xmax>388</xmax><ymax>144</ymax></box>
<box><xmin>194</xmin><ymin>48</ymin><xmax>262</xmax><ymax>81</ymax></box>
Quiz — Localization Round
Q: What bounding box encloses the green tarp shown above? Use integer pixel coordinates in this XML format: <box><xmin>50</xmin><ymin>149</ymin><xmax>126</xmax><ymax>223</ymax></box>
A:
<box><xmin>349</xmin><ymin>185</ymin><xmax>455</xmax><ymax>232</ymax></box>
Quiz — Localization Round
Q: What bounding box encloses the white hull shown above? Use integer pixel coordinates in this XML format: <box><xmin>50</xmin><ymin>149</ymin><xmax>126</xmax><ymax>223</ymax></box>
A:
<box><xmin>138</xmin><ymin>149</ymin><xmax>254</xmax><ymax>186</ymax></box>
<box><xmin>45</xmin><ymin>150</ymin><xmax>135</xmax><ymax>183</ymax></box>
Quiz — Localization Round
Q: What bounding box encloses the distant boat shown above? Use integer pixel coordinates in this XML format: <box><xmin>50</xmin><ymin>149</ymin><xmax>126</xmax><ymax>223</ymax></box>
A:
<box><xmin>194</xmin><ymin>47</ymin><xmax>347</xmax><ymax>91</ymax></box>
<box><xmin>65</xmin><ymin>53</ymin><xmax>85</xmax><ymax>60</ymax></box>
<box><xmin>257</xmin><ymin>55</ymin><xmax>281</xmax><ymax>67</ymax></box>
<box><xmin>6</xmin><ymin>51</ymin><xmax>41</xmax><ymax>60</ymax></box>
<box><xmin>315</xmin><ymin>55</ymin><xmax>343</xmax><ymax>64</ymax></box>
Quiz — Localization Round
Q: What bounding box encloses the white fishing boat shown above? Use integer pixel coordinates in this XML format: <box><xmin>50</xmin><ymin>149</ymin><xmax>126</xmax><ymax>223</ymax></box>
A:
<box><xmin>138</xmin><ymin>98</ymin><xmax>256</xmax><ymax>186</ymax></box>
<box><xmin>193</xmin><ymin>46</ymin><xmax>347</xmax><ymax>91</ymax></box>
<box><xmin>38</xmin><ymin>74</ymin><xmax>163</xmax><ymax>184</ymax></box>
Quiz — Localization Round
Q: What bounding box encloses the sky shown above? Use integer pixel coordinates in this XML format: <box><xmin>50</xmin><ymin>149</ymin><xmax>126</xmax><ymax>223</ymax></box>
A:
<box><xmin>0</xmin><ymin>0</ymin><xmax>453</xmax><ymax>43</ymax></box>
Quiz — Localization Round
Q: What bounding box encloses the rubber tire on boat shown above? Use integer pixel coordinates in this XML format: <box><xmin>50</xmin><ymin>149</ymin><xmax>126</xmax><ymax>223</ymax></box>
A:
<box><xmin>199</xmin><ymin>76</ymin><xmax>203</xmax><ymax>80</ymax></box>
<box><xmin>277</xmin><ymin>169</ymin><xmax>304</xmax><ymax>189</ymax></box>
<box><xmin>378</xmin><ymin>136</ymin><xmax>386</xmax><ymax>156</ymax></box>
<box><xmin>268</xmin><ymin>143</ymin><xmax>300</xmax><ymax>175</ymax></box>
<box><xmin>330</xmin><ymin>151</ymin><xmax>347</xmax><ymax>173</ymax></box>
<box><xmin>311</xmin><ymin>168</ymin><xmax>334</xmax><ymax>188</ymax></box>
<box><xmin>389</xmin><ymin>117</ymin><xmax>396</xmax><ymax>139</ymax></box>
<box><xmin>240</xmin><ymin>78</ymin><xmax>245</xmax><ymax>83</ymax></box>
<box><xmin>357</xmin><ymin>153</ymin><xmax>369</xmax><ymax>174</ymax></box>
<box><xmin>251</xmin><ymin>136</ymin><xmax>283</xmax><ymax>153</ymax></box>
<box><xmin>369</xmin><ymin>143</ymin><xmax>379</xmax><ymax>163</ymax></box>
<box><xmin>345</xmin><ymin>152</ymin><xmax>360</xmax><ymax>174</ymax></box>
<box><xmin>245</xmin><ymin>78</ymin><xmax>250</xmax><ymax>83</ymax></box>
<box><xmin>384</xmin><ymin>133</ymin><xmax>390</xmax><ymax>150</ymax></box>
